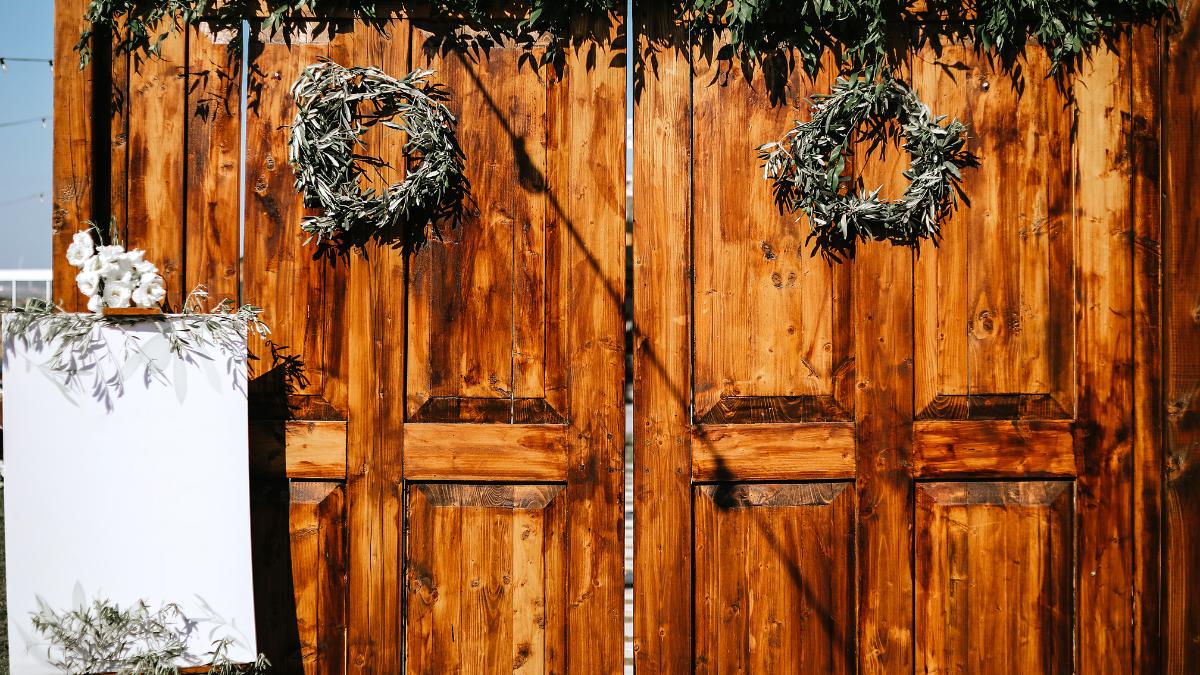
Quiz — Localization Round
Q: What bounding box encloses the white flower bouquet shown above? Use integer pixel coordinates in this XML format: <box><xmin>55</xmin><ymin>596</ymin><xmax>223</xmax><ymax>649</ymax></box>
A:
<box><xmin>66</xmin><ymin>230</ymin><xmax>167</xmax><ymax>313</ymax></box>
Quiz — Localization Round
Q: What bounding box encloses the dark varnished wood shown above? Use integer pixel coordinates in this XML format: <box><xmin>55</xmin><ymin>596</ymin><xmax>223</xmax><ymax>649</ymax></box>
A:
<box><xmin>694</xmin><ymin>483</ymin><xmax>855</xmax><ymax>674</ymax></box>
<box><xmin>405</xmin><ymin>483</ymin><xmax>568</xmax><ymax>673</ymax></box>
<box><xmin>1165</xmin><ymin>2</ymin><xmax>1200</xmax><ymax>671</ymax></box>
<box><xmin>915</xmin><ymin>481</ymin><xmax>1074</xmax><ymax>674</ymax></box>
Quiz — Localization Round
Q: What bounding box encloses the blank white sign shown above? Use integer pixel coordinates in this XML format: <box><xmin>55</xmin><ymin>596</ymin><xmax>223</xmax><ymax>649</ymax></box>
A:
<box><xmin>3</xmin><ymin>317</ymin><xmax>257</xmax><ymax>673</ymax></box>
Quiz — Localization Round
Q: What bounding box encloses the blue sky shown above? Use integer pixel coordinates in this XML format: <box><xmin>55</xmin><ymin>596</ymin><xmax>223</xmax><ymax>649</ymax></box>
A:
<box><xmin>0</xmin><ymin>0</ymin><xmax>54</xmax><ymax>269</ymax></box>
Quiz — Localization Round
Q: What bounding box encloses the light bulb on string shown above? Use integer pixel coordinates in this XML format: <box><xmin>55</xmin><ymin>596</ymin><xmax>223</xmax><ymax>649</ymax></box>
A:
<box><xmin>41</xmin><ymin>118</ymin><xmax>47</xmax><ymax>128</ymax></box>
<box><xmin>1</xmin><ymin>58</ymin><xmax>7</xmax><ymax>73</ymax></box>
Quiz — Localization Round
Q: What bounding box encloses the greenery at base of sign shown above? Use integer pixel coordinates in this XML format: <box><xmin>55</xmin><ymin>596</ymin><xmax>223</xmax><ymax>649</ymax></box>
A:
<box><xmin>31</xmin><ymin>596</ymin><xmax>269</xmax><ymax>674</ymax></box>
<box><xmin>760</xmin><ymin>76</ymin><xmax>978</xmax><ymax>260</ymax></box>
<box><xmin>289</xmin><ymin>59</ymin><xmax>468</xmax><ymax>249</ymax></box>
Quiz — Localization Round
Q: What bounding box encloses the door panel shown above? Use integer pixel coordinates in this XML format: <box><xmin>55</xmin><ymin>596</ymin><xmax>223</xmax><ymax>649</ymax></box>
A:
<box><xmin>405</xmin><ymin>484</ymin><xmax>568</xmax><ymax>674</ymax></box>
<box><xmin>633</xmin><ymin>4</ymin><xmax>1153</xmax><ymax>671</ymax></box>
<box><xmin>915</xmin><ymin>481</ymin><xmax>1074</xmax><ymax>674</ymax></box>
<box><xmin>694</xmin><ymin>484</ymin><xmax>855</xmax><ymax>674</ymax></box>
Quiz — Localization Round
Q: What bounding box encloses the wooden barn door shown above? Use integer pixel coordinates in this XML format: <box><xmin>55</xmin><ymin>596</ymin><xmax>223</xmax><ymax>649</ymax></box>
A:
<box><xmin>52</xmin><ymin>3</ymin><xmax>626</xmax><ymax>672</ymax></box>
<box><xmin>633</xmin><ymin>7</ymin><xmax>1160</xmax><ymax>673</ymax></box>
<box><xmin>340</xmin><ymin>16</ymin><xmax>628</xmax><ymax>674</ymax></box>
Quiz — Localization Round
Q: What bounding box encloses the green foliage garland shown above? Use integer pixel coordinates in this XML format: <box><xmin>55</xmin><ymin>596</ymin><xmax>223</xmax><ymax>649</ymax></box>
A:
<box><xmin>76</xmin><ymin>1</ymin><xmax>622</xmax><ymax>69</ymax></box>
<box><xmin>3</xmin><ymin>286</ymin><xmax>268</xmax><ymax>408</ymax></box>
<box><xmin>760</xmin><ymin>76</ymin><xmax>978</xmax><ymax>260</ymax></box>
<box><xmin>681</xmin><ymin>0</ymin><xmax>1175</xmax><ymax>82</ymax></box>
<box><xmin>289</xmin><ymin>59</ymin><xmax>468</xmax><ymax>249</ymax></box>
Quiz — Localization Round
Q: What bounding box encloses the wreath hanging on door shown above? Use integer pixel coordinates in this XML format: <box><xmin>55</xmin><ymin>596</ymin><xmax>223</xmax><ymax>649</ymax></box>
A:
<box><xmin>759</xmin><ymin>76</ymin><xmax>978</xmax><ymax>261</ymax></box>
<box><xmin>288</xmin><ymin>59</ymin><xmax>469</xmax><ymax>250</ymax></box>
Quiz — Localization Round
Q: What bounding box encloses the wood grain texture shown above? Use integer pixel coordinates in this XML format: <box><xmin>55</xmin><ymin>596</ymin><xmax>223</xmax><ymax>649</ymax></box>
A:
<box><xmin>405</xmin><ymin>484</ymin><xmax>567</xmax><ymax>674</ymax></box>
<box><xmin>912</xmin><ymin>45</ymin><xmax>1073</xmax><ymax>419</ymax></box>
<box><xmin>1165</xmin><ymin>2</ymin><xmax>1200</xmax><ymax>670</ymax></box>
<box><xmin>915</xmin><ymin>481</ymin><xmax>1073</xmax><ymax>674</ymax></box>
<box><xmin>52</xmin><ymin>0</ymin><xmax>96</xmax><ymax>311</ymax></box>
<box><xmin>694</xmin><ymin>483</ymin><xmax>855</xmax><ymax>674</ymax></box>
<box><xmin>691</xmin><ymin>51</ymin><xmax>851</xmax><ymax>420</ymax></box>
<box><xmin>632</xmin><ymin>7</ymin><xmax>694</xmax><ymax>672</ymax></box>
<box><xmin>692</xmin><ymin>423</ymin><xmax>855</xmax><ymax>480</ymax></box>
<box><xmin>249</xmin><ymin>420</ymin><xmax>347</xmax><ymax>479</ymax></box>
<box><xmin>913</xmin><ymin>420</ymin><xmax>1076</xmax><ymax>478</ymax></box>
<box><xmin>1130</xmin><ymin>23</ymin><xmax>1164</xmax><ymax>675</ymax></box>
<box><xmin>1073</xmin><ymin>40</ymin><xmax>1136</xmax><ymax>673</ymax></box>
<box><xmin>853</xmin><ymin>65</ymin><xmax>915</xmax><ymax>675</ymax></box>
<box><xmin>404</xmin><ymin>424</ymin><xmax>568</xmax><ymax>481</ymax></box>
<box><xmin>342</xmin><ymin>18</ymin><xmax>409</xmax><ymax>673</ymax></box>
<box><xmin>185</xmin><ymin>23</ymin><xmax>242</xmax><ymax>302</ymax></box>
<box><xmin>406</xmin><ymin>31</ymin><xmax>554</xmax><ymax>421</ymax></box>
<box><xmin>551</xmin><ymin>20</ymin><xmax>627</xmax><ymax>673</ymax></box>
<box><xmin>126</xmin><ymin>31</ymin><xmax>187</xmax><ymax>308</ymax></box>
<box><xmin>244</xmin><ymin>20</ymin><xmax>349</xmax><ymax>413</ymax></box>
<box><xmin>291</xmin><ymin>482</ymin><xmax>348</xmax><ymax>675</ymax></box>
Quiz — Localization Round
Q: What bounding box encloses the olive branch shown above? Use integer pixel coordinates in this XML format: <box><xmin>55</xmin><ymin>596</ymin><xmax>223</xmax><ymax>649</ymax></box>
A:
<box><xmin>288</xmin><ymin>59</ymin><xmax>469</xmax><ymax>250</ymax></box>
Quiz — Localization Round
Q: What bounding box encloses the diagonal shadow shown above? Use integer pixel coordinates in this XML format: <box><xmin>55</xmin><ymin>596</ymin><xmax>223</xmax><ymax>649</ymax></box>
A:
<box><xmin>443</xmin><ymin>25</ymin><xmax>854</xmax><ymax>664</ymax></box>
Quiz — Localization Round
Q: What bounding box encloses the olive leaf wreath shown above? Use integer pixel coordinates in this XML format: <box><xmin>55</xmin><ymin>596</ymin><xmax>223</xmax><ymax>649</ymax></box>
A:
<box><xmin>760</xmin><ymin>76</ymin><xmax>979</xmax><ymax>261</ymax></box>
<box><xmin>289</xmin><ymin>59</ymin><xmax>469</xmax><ymax>249</ymax></box>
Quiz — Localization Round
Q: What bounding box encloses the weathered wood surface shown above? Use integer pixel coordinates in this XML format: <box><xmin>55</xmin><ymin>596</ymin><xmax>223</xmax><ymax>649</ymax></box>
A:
<box><xmin>1166</xmin><ymin>2</ymin><xmax>1200</xmax><ymax>671</ymax></box>
<box><xmin>51</xmin><ymin>0</ymin><xmax>95</xmax><ymax>311</ymax></box>
<box><xmin>915</xmin><ymin>482</ymin><xmax>1074</xmax><ymax>674</ymax></box>
<box><xmin>46</xmin><ymin>1</ymin><xmax>1200</xmax><ymax>670</ymax></box>
<box><xmin>694</xmin><ymin>484</ymin><xmax>855</xmax><ymax>674</ymax></box>
<box><xmin>631</xmin><ymin>7</ymin><xmax>693</xmax><ymax>672</ymax></box>
<box><xmin>405</xmin><ymin>484</ymin><xmax>568</xmax><ymax>674</ymax></box>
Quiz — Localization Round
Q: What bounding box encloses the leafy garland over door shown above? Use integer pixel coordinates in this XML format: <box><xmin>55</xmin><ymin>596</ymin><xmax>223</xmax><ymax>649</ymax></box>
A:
<box><xmin>77</xmin><ymin>0</ymin><xmax>1175</xmax><ymax>257</ymax></box>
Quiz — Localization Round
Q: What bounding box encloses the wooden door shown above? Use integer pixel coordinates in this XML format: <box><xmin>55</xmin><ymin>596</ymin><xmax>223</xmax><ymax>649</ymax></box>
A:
<box><xmin>632</xmin><ymin>8</ymin><xmax>1161</xmax><ymax>673</ymax></box>
<box><xmin>52</xmin><ymin>4</ymin><xmax>626</xmax><ymax>672</ymax></box>
<box><xmin>341</xmin><ymin>17</ymin><xmax>627</xmax><ymax>674</ymax></box>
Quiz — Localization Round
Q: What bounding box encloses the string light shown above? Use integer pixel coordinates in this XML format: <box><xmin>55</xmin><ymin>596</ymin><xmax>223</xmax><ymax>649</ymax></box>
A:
<box><xmin>0</xmin><ymin>116</ymin><xmax>51</xmax><ymax>129</ymax></box>
<box><xmin>0</xmin><ymin>56</ymin><xmax>55</xmax><ymax>73</ymax></box>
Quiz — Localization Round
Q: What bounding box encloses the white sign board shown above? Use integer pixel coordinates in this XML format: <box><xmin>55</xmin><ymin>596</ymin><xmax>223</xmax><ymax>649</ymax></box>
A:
<box><xmin>3</xmin><ymin>317</ymin><xmax>257</xmax><ymax>673</ymax></box>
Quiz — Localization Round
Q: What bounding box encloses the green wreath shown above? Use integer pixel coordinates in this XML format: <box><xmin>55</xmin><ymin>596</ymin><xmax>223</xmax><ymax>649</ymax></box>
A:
<box><xmin>760</xmin><ymin>76</ymin><xmax>978</xmax><ymax>260</ymax></box>
<box><xmin>289</xmin><ymin>59</ymin><xmax>469</xmax><ymax>249</ymax></box>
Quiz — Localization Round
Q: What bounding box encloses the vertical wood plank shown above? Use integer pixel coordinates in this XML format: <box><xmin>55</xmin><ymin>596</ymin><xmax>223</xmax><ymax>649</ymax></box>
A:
<box><xmin>126</xmin><ymin>32</ymin><xmax>187</xmax><ymax>308</ymax></box>
<box><xmin>185</xmin><ymin>23</ymin><xmax>242</xmax><ymax>302</ymax></box>
<box><xmin>344</xmin><ymin>17</ymin><xmax>409</xmax><ymax>673</ymax></box>
<box><xmin>1130</xmin><ymin>21</ymin><xmax>1164</xmax><ymax>675</ymax></box>
<box><xmin>694</xmin><ymin>485</ymin><xmax>855</xmax><ymax>674</ymax></box>
<box><xmin>244</xmin><ymin>21</ymin><xmax>348</xmax><ymax>409</ymax></box>
<box><xmin>632</xmin><ymin>5</ymin><xmax>693</xmax><ymax>673</ymax></box>
<box><xmin>1073</xmin><ymin>40</ymin><xmax>1136</xmax><ymax>673</ymax></box>
<box><xmin>853</xmin><ymin>91</ymin><xmax>914</xmax><ymax>673</ymax></box>
<box><xmin>691</xmin><ymin>55</ymin><xmax>841</xmax><ymax>417</ymax></box>
<box><xmin>1165</xmin><ymin>1</ymin><xmax>1200</xmax><ymax>670</ymax></box>
<box><xmin>110</xmin><ymin>39</ymin><xmax>130</xmax><ymax>250</ymax></box>
<box><xmin>52</xmin><ymin>0</ymin><xmax>96</xmax><ymax>310</ymax></box>
<box><xmin>915</xmin><ymin>482</ymin><xmax>1074</xmax><ymax>674</ymax></box>
<box><xmin>554</xmin><ymin>18</ymin><xmax>626</xmax><ymax>673</ymax></box>
<box><xmin>406</xmin><ymin>34</ymin><xmax>550</xmax><ymax>420</ymax></box>
<box><xmin>291</xmin><ymin>482</ymin><xmax>348</xmax><ymax>675</ymax></box>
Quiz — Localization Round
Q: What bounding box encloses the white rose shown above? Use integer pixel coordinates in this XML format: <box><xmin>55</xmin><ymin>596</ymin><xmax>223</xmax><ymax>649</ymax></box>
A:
<box><xmin>83</xmin><ymin>255</ymin><xmax>103</xmax><ymax>273</ymax></box>
<box><xmin>75</xmin><ymin>269</ymin><xmax>101</xmax><ymax>297</ymax></box>
<box><xmin>124</xmin><ymin>249</ymin><xmax>145</xmax><ymax>265</ymax></box>
<box><xmin>132</xmin><ymin>276</ymin><xmax>166</xmax><ymax>308</ymax></box>
<box><xmin>96</xmin><ymin>245</ymin><xmax>125</xmax><ymax>266</ymax></box>
<box><xmin>87</xmin><ymin>293</ymin><xmax>102</xmax><ymax>313</ymax></box>
<box><xmin>134</xmin><ymin>260</ymin><xmax>159</xmax><ymax>276</ymax></box>
<box><xmin>102</xmin><ymin>279</ymin><xmax>132</xmax><ymax>308</ymax></box>
<box><xmin>66</xmin><ymin>231</ymin><xmax>95</xmax><ymax>267</ymax></box>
